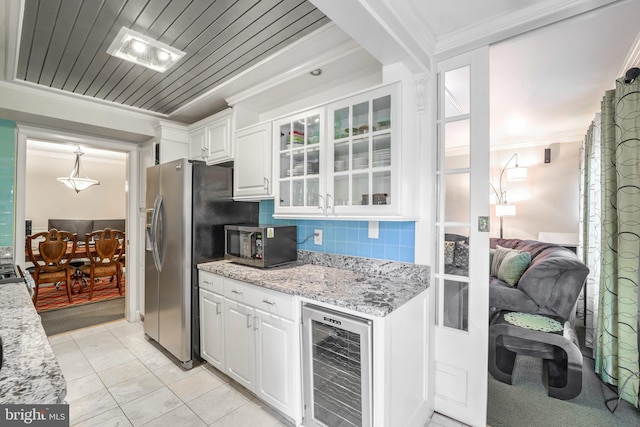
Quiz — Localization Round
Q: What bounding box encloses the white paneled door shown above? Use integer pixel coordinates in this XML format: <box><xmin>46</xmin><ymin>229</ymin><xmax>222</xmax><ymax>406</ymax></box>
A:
<box><xmin>433</xmin><ymin>47</ymin><xmax>490</xmax><ymax>427</ymax></box>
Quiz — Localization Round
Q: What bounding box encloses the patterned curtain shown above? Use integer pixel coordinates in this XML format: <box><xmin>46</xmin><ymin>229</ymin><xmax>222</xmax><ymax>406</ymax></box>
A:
<box><xmin>595</xmin><ymin>78</ymin><xmax>640</xmax><ymax>408</ymax></box>
<box><xmin>578</xmin><ymin>114</ymin><xmax>601</xmax><ymax>350</ymax></box>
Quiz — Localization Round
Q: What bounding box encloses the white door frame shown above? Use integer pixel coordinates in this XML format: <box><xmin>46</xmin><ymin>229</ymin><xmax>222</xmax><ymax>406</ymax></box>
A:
<box><xmin>433</xmin><ymin>47</ymin><xmax>490</xmax><ymax>426</ymax></box>
<box><xmin>14</xmin><ymin>124</ymin><xmax>140</xmax><ymax>322</ymax></box>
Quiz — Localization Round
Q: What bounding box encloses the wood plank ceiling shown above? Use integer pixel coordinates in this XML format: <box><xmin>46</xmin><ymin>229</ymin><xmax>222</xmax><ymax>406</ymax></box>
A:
<box><xmin>16</xmin><ymin>0</ymin><xmax>330</xmax><ymax>116</ymax></box>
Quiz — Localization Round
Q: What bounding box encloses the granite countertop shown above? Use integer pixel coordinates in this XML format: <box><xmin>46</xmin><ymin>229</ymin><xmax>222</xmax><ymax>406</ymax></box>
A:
<box><xmin>198</xmin><ymin>251</ymin><xmax>430</xmax><ymax>317</ymax></box>
<box><xmin>0</xmin><ymin>282</ymin><xmax>66</xmax><ymax>404</ymax></box>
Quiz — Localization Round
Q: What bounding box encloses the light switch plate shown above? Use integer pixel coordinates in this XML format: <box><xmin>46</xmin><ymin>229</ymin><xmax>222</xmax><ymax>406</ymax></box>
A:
<box><xmin>478</xmin><ymin>216</ymin><xmax>489</xmax><ymax>232</ymax></box>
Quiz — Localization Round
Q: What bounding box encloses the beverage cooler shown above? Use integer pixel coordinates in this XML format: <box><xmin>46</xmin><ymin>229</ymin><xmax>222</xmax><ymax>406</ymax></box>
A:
<box><xmin>302</xmin><ymin>304</ymin><xmax>373</xmax><ymax>427</ymax></box>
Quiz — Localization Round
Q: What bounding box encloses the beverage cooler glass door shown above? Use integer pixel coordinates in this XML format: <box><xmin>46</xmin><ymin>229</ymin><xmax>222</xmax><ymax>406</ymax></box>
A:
<box><xmin>302</xmin><ymin>304</ymin><xmax>372</xmax><ymax>427</ymax></box>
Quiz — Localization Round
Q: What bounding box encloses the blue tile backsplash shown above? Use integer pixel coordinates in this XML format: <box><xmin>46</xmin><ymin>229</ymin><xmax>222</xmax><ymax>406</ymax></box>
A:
<box><xmin>0</xmin><ymin>120</ymin><xmax>16</xmax><ymax>248</ymax></box>
<box><xmin>259</xmin><ymin>200</ymin><xmax>415</xmax><ymax>263</ymax></box>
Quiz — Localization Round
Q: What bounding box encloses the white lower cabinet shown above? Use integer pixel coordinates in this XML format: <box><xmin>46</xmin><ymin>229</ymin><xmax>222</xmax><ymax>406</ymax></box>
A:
<box><xmin>199</xmin><ymin>272</ymin><xmax>300</xmax><ymax>422</ymax></box>
<box><xmin>199</xmin><ymin>270</ymin><xmax>430</xmax><ymax>426</ymax></box>
<box><xmin>254</xmin><ymin>308</ymin><xmax>296</xmax><ymax>415</ymax></box>
<box><xmin>199</xmin><ymin>288</ymin><xmax>225</xmax><ymax>371</ymax></box>
<box><xmin>224</xmin><ymin>299</ymin><xmax>256</xmax><ymax>390</ymax></box>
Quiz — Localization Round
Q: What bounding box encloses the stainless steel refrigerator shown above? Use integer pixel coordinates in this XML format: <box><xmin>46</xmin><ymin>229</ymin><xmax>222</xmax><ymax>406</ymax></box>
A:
<box><xmin>144</xmin><ymin>158</ymin><xmax>258</xmax><ymax>368</ymax></box>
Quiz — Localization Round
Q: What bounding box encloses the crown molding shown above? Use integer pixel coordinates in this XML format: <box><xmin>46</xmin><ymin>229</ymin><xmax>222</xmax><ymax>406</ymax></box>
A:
<box><xmin>434</xmin><ymin>0</ymin><xmax>618</xmax><ymax>60</ymax></box>
<box><xmin>225</xmin><ymin>40</ymin><xmax>364</xmax><ymax>107</ymax></box>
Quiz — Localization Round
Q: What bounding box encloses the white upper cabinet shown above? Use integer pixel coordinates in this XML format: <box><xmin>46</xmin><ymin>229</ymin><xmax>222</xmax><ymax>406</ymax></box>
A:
<box><xmin>234</xmin><ymin>122</ymin><xmax>273</xmax><ymax>200</ymax></box>
<box><xmin>327</xmin><ymin>84</ymin><xmax>397</xmax><ymax>218</ymax></box>
<box><xmin>273</xmin><ymin>108</ymin><xmax>324</xmax><ymax>216</ymax></box>
<box><xmin>274</xmin><ymin>83</ymin><xmax>412</xmax><ymax>220</ymax></box>
<box><xmin>188</xmin><ymin>109</ymin><xmax>233</xmax><ymax>164</ymax></box>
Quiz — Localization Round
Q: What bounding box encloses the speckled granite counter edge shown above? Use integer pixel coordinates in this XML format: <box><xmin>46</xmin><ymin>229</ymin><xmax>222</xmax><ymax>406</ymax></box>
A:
<box><xmin>199</xmin><ymin>252</ymin><xmax>430</xmax><ymax>317</ymax></box>
<box><xmin>297</xmin><ymin>250</ymin><xmax>429</xmax><ymax>284</ymax></box>
<box><xmin>0</xmin><ymin>282</ymin><xmax>67</xmax><ymax>404</ymax></box>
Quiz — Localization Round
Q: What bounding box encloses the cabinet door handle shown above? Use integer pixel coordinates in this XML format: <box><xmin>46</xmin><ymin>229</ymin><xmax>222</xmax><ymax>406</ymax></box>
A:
<box><xmin>262</xmin><ymin>299</ymin><xmax>275</xmax><ymax>306</ymax></box>
<box><xmin>215</xmin><ymin>302</ymin><xmax>221</xmax><ymax>315</ymax></box>
<box><xmin>253</xmin><ymin>315</ymin><xmax>259</xmax><ymax>331</ymax></box>
<box><xmin>318</xmin><ymin>194</ymin><xmax>325</xmax><ymax>212</ymax></box>
<box><xmin>326</xmin><ymin>193</ymin><xmax>334</xmax><ymax>214</ymax></box>
<box><xmin>202</xmin><ymin>147</ymin><xmax>208</xmax><ymax>158</ymax></box>
<box><xmin>246</xmin><ymin>313</ymin><xmax>252</xmax><ymax>328</ymax></box>
<box><xmin>263</xmin><ymin>177</ymin><xmax>270</xmax><ymax>192</ymax></box>
<box><xmin>232</xmin><ymin>290</ymin><xmax>242</xmax><ymax>296</ymax></box>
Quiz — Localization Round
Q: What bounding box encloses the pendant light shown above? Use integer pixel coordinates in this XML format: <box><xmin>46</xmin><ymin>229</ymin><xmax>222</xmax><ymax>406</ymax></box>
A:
<box><xmin>57</xmin><ymin>147</ymin><xmax>100</xmax><ymax>193</ymax></box>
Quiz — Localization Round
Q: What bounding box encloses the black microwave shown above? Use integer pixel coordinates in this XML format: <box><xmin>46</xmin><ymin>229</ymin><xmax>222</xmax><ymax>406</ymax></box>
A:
<box><xmin>224</xmin><ymin>225</ymin><xmax>297</xmax><ymax>268</ymax></box>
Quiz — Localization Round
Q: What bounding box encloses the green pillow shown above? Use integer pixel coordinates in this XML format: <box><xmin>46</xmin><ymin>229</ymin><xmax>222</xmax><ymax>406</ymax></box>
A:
<box><xmin>491</xmin><ymin>245</ymin><xmax>517</xmax><ymax>277</ymax></box>
<box><xmin>489</xmin><ymin>248</ymin><xmax>495</xmax><ymax>268</ymax></box>
<box><xmin>497</xmin><ymin>250</ymin><xmax>531</xmax><ymax>286</ymax></box>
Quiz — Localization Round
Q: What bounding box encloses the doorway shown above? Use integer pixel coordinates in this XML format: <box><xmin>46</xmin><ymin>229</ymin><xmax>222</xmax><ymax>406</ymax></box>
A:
<box><xmin>15</xmin><ymin>124</ymin><xmax>140</xmax><ymax>328</ymax></box>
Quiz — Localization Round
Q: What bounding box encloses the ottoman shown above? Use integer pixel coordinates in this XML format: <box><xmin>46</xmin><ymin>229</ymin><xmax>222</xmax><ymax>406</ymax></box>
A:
<box><xmin>489</xmin><ymin>311</ymin><xmax>583</xmax><ymax>400</ymax></box>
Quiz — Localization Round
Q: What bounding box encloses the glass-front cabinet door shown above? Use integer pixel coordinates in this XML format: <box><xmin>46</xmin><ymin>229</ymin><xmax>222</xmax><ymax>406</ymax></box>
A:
<box><xmin>273</xmin><ymin>109</ymin><xmax>324</xmax><ymax>216</ymax></box>
<box><xmin>327</xmin><ymin>84</ymin><xmax>398</xmax><ymax>217</ymax></box>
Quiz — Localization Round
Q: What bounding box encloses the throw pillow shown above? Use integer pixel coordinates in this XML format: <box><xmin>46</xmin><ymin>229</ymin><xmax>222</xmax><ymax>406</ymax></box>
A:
<box><xmin>490</xmin><ymin>248</ymin><xmax>495</xmax><ymax>268</ymax></box>
<box><xmin>444</xmin><ymin>241</ymin><xmax>455</xmax><ymax>265</ymax></box>
<box><xmin>497</xmin><ymin>250</ymin><xmax>532</xmax><ymax>286</ymax></box>
<box><xmin>491</xmin><ymin>245</ymin><xmax>519</xmax><ymax>277</ymax></box>
<box><xmin>454</xmin><ymin>241</ymin><xmax>469</xmax><ymax>269</ymax></box>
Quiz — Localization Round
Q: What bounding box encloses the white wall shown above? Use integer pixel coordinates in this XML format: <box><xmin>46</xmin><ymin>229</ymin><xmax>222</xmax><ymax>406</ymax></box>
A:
<box><xmin>25</xmin><ymin>144</ymin><xmax>127</xmax><ymax>233</ymax></box>
<box><xmin>490</xmin><ymin>141</ymin><xmax>581</xmax><ymax>240</ymax></box>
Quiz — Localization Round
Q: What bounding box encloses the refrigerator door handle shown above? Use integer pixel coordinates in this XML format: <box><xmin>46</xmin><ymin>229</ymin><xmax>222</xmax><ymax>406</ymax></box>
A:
<box><xmin>145</xmin><ymin>208</ymin><xmax>154</xmax><ymax>252</ymax></box>
<box><xmin>151</xmin><ymin>195</ymin><xmax>163</xmax><ymax>272</ymax></box>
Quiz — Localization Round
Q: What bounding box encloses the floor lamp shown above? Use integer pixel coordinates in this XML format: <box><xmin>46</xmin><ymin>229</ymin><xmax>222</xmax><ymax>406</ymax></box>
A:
<box><xmin>495</xmin><ymin>203</ymin><xmax>516</xmax><ymax>239</ymax></box>
<box><xmin>491</xmin><ymin>153</ymin><xmax>527</xmax><ymax>238</ymax></box>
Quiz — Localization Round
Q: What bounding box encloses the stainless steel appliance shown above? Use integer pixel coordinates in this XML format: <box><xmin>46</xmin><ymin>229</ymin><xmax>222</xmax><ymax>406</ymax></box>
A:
<box><xmin>144</xmin><ymin>159</ymin><xmax>258</xmax><ymax>368</ymax></box>
<box><xmin>302</xmin><ymin>304</ymin><xmax>373</xmax><ymax>427</ymax></box>
<box><xmin>224</xmin><ymin>225</ymin><xmax>297</xmax><ymax>268</ymax></box>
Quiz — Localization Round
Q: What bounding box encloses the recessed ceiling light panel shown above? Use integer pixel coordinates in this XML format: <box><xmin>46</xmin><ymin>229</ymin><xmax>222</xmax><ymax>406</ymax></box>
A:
<box><xmin>107</xmin><ymin>27</ymin><xmax>185</xmax><ymax>73</ymax></box>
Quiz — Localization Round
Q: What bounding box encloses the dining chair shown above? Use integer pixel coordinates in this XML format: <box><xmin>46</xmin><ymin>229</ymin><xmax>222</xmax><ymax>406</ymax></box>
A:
<box><xmin>79</xmin><ymin>228</ymin><xmax>125</xmax><ymax>300</ymax></box>
<box><xmin>26</xmin><ymin>228</ymin><xmax>77</xmax><ymax>305</ymax></box>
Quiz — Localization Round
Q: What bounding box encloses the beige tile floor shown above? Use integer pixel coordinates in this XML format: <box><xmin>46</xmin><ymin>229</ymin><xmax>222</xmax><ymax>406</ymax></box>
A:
<box><xmin>49</xmin><ymin>318</ymin><xmax>465</xmax><ymax>427</ymax></box>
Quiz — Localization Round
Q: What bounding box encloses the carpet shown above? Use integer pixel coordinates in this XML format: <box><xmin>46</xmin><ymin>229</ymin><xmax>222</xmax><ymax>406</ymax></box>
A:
<box><xmin>34</xmin><ymin>276</ymin><xmax>125</xmax><ymax>313</ymax></box>
<box><xmin>487</xmin><ymin>355</ymin><xmax>640</xmax><ymax>427</ymax></box>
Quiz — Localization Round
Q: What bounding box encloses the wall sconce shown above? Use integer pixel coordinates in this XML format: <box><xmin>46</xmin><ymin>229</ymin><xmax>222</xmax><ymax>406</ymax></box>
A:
<box><xmin>57</xmin><ymin>147</ymin><xmax>100</xmax><ymax>193</ymax></box>
<box><xmin>491</xmin><ymin>153</ymin><xmax>528</xmax><ymax>238</ymax></box>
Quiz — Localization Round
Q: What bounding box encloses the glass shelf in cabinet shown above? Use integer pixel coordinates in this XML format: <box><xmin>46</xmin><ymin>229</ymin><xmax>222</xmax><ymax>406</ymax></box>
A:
<box><xmin>372</xmin><ymin>124</ymin><xmax>391</xmax><ymax>133</ymax></box>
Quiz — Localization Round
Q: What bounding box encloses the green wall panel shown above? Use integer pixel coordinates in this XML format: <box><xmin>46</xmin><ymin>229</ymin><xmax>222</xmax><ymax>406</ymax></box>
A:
<box><xmin>0</xmin><ymin>120</ymin><xmax>16</xmax><ymax>247</ymax></box>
